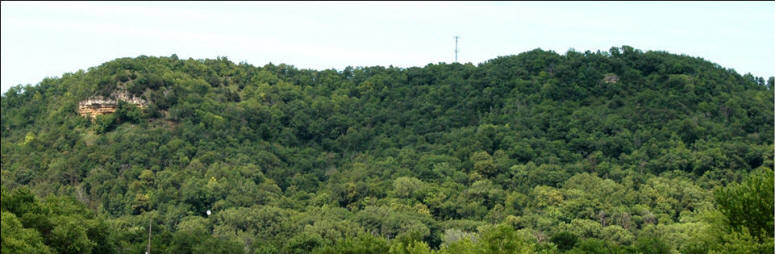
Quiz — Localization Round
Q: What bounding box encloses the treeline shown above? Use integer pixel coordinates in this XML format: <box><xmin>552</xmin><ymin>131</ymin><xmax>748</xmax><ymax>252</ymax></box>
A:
<box><xmin>1</xmin><ymin>46</ymin><xmax>773</xmax><ymax>253</ymax></box>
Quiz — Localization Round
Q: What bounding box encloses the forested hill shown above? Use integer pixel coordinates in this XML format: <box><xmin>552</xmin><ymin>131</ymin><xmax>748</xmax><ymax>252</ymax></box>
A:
<box><xmin>1</xmin><ymin>46</ymin><xmax>773</xmax><ymax>254</ymax></box>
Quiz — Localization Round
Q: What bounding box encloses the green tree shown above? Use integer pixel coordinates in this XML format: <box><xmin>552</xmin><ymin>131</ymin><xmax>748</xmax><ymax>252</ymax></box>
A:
<box><xmin>633</xmin><ymin>236</ymin><xmax>670</xmax><ymax>254</ymax></box>
<box><xmin>477</xmin><ymin>224</ymin><xmax>534</xmax><ymax>254</ymax></box>
<box><xmin>1</xmin><ymin>212</ymin><xmax>52</xmax><ymax>254</ymax></box>
<box><xmin>550</xmin><ymin>231</ymin><xmax>578</xmax><ymax>252</ymax></box>
<box><xmin>714</xmin><ymin>168</ymin><xmax>774</xmax><ymax>241</ymax></box>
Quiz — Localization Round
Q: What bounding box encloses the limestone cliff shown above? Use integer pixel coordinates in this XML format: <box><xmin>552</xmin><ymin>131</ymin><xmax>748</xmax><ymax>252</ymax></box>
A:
<box><xmin>603</xmin><ymin>73</ymin><xmax>620</xmax><ymax>84</ymax></box>
<box><xmin>78</xmin><ymin>92</ymin><xmax>146</xmax><ymax>118</ymax></box>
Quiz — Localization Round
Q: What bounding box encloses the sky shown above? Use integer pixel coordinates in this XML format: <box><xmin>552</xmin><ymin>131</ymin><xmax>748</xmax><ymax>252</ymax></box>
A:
<box><xmin>2</xmin><ymin>1</ymin><xmax>774</xmax><ymax>93</ymax></box>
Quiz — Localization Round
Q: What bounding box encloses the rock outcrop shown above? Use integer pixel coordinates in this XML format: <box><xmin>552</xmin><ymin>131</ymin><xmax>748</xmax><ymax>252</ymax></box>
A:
<box><xmin>603</xmin><ymin>74</ymin><xmax>620</xmax><ymax>84</ymax></box>
<box><xmin>78</xmin><ymin>93</ymin><xmax>146</xmax><ymax>119</ymax></box>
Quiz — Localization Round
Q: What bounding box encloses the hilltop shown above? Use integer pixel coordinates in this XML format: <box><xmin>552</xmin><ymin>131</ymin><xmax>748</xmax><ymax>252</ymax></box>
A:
<box><xmin>1</xmin><ymin>46</ymin><xmax>773</xmax><ymax>254</ymax></box>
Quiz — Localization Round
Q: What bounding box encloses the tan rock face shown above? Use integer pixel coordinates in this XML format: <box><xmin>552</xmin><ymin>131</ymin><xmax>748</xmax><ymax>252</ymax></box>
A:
<box><xmin>603</xmin><ymin>74</ymin><xmax>620</xmax><ymax>84</ymax></box>
<box><xmin>78</xmin><ymin>94</ymin><xmax>146</xmax><ymax>119</ymax></box>
<box><xmin>78</xmin><ymin>101</ymin><xmax>118</xmax><ymax>118</ymax></box>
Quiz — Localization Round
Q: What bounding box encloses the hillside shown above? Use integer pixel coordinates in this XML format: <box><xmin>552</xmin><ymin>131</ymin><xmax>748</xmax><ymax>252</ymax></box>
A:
<box><xmin>2</xmin><ymin>46</ymin><xmax>773</xmax><ymax>254</ymax></box>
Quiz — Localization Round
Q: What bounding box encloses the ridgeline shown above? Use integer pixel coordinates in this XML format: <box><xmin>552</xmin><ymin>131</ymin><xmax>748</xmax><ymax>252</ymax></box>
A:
<box><xmin>2</xmin><ymin>46</ymin><xmax>773</xmax><ymax>254</ymax></box>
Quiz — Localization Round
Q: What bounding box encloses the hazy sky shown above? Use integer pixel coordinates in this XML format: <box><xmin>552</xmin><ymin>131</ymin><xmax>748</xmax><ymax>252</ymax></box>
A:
<box><xmin>2</xmin><ymin>1</ymin><xmax>774</xmax><ymax>93</ymax></box>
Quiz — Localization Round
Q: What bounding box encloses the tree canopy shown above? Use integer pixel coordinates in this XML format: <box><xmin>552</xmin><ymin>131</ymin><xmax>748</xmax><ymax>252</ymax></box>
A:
<box><xmin>1</xmin><ymin>46</ymin><xmax>773</xmax><ymax>253</ymax></box>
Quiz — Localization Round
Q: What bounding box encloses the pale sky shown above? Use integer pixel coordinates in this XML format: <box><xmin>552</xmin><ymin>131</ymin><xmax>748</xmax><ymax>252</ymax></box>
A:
<box><xmin>2</xmin><ymin>1</ymin><xmax>774</xmax><ymax>93</ymax></box>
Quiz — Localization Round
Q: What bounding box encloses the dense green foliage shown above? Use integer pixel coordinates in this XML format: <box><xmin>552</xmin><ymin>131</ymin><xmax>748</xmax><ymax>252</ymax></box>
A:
<box><xmin>2</xmin><ymin>46</ymin><xmax>773</xmax><ymax>253</ymax></box>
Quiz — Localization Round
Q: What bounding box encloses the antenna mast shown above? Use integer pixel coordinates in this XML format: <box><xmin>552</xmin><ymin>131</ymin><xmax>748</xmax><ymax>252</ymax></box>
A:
<box><xmin>454</xmin><ymin>35</ymin><xmax>459</xmax><ymax>63</ymax></box>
